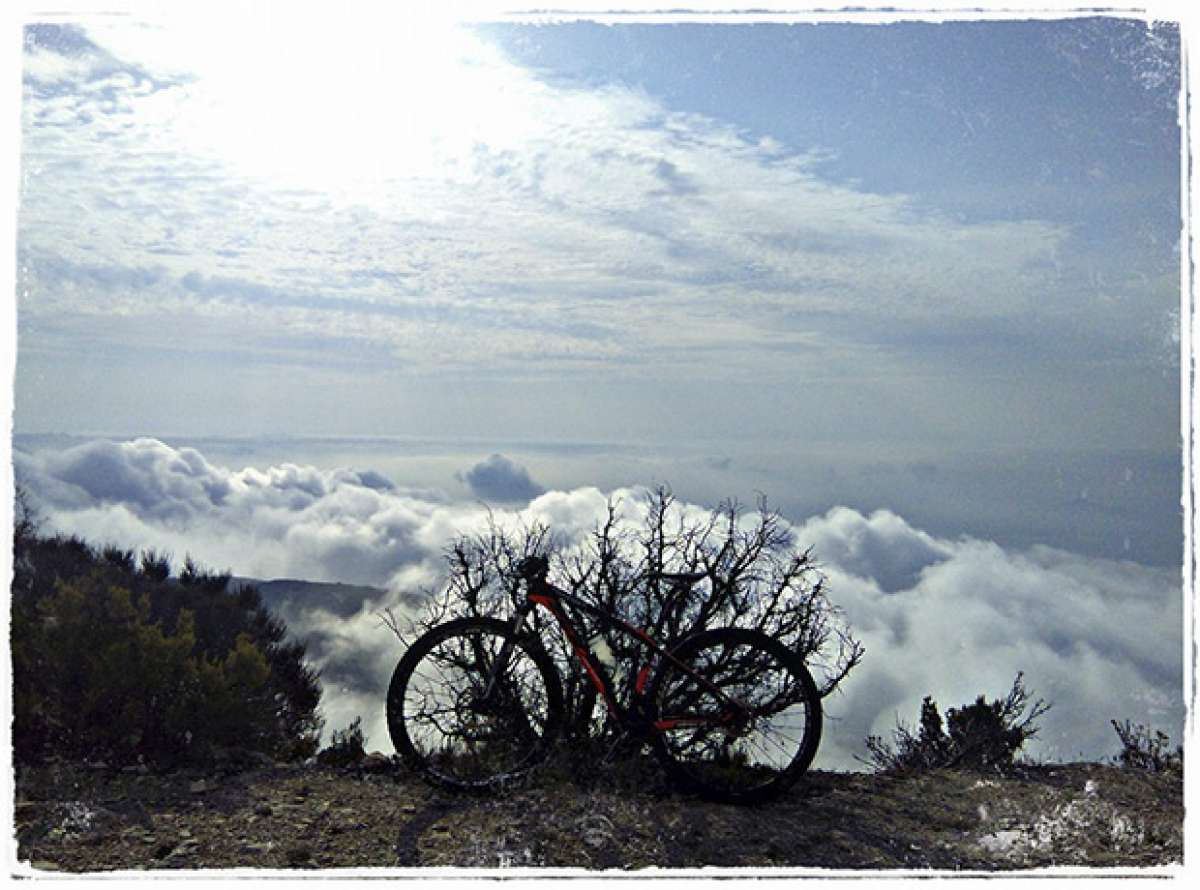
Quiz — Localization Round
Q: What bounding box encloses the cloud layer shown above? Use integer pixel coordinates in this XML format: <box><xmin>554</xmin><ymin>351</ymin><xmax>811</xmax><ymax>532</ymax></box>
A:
<box><xmin>458</xmin><ymin>453</ymin><xmax>545</xmax><ymax>503</ymax></box>
<box><xmin>21</xmin><ymin>15</ymin><xmax>1165</xmax><ymax>393</ymax></box>
<box><xmin>13</xmin><ymin>438</ymin><xmax>1184</xmax><ymax>770</ymax></box>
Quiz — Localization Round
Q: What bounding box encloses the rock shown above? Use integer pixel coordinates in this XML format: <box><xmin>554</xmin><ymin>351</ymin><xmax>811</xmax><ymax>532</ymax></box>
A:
<box><xmin>107</xmin><ymin>797</ymin><xmax>154</xmax><ymax>829</ymax></box>
<box><xmin>978</xmin><ymin>829</ymin><xmax>1025</xmax><ymax>857</ymax></box>
<box><xmin>30</xmin><ymin>861</ymin><xmax>61</xmax><ymax>872</ymax></box>
<box><xmin>164</xmin><ymin>838</ymin><xmax>201</xmax><ymax>862</ymax></box>
<box><xmin>189</xmin><ymin>779</ymin><xmax>210</xmax><ymax>795</ymax></box>
<box><xmin>580</xmin><ymin>813</ymin><xmax>614</xmax><ymax>848</ymax></box>
<box><xmin>285</xmin><ymin>844</ymin><xmax>314</xmax><ymax>867</ymax></box>
<box><xmin>215</xmin><ymin>746</ymin><xmax>277</xmax><ymax>771</ymax></box>
<box><xmin>361</xmin><ymin>753</ymin><xmax>393</xmax><ymax>774</ymax></box>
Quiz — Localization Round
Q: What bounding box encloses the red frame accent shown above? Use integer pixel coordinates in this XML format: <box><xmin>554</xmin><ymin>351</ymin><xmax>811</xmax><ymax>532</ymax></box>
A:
<box><xmin>530</xmin><ymin>592</ymin><xmax>622</xmax><ymax>718</ymax></box>
<box><xmin>522</xmin><ymin>573</ymin><xmax>745</xmax><ymax>732</ymax></box>
<box><xmin>634</xmin><ymin>664</ymin><xmax>652</xmax><ymax>695</ymax></box>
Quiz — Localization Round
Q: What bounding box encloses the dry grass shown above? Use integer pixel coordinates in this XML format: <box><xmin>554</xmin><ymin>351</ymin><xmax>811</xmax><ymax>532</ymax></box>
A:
<box><xmin>12</xmin><ymin>757</ymin><xmax>1182</xmax><ymax>874</ymax></box>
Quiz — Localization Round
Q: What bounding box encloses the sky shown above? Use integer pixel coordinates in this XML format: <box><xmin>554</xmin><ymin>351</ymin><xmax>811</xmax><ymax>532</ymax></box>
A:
<box><xmin>5</xmin><ymin>4</ymin><xmax>1191</xmax><ymax>769</ymax></box>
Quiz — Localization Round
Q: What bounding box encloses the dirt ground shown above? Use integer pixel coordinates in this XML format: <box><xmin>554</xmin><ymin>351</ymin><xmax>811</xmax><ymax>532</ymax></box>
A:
<box><xmin>9</xmin><ymin>756</ymin><xmax>1184</xmax><ymax>874</ymax></box>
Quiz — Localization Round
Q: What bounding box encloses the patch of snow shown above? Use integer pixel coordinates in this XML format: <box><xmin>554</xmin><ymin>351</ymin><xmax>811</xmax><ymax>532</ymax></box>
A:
<box><xmin>978</xmin><ymin>829</ymin><xmax>1023</xmax><ymax>856</ymax></box>
<box><xmin>58</xmin><ymin>801</ymin><xmax>97</xmax><ymax>835</ymax></box>
<box><xmin>975</xmin><ymin>793</ymin><xmax>1147</xmax><ymax>864</ymax></box>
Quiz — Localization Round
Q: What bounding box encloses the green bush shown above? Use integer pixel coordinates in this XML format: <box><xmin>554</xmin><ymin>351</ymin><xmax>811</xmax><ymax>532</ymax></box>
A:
<box><xmin>10</xmin><ymin>515</ymin><xmax>323</xmax><ymax>766</ymax></box>
<box><xmin>12</xmin><ymin>572</ymin><xmax>285</xmax><ymax>764</ymax></box>
<box><xmin>863</xmin><ymin>673</ymin><xmax>1051</xmax><ymax>773</ymax></box>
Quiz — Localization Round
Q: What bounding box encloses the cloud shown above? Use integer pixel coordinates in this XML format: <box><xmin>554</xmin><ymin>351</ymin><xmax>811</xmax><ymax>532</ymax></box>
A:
<box><xmin>23</xmin><ymin>23</ymin><xmax>159</xmax><ymax>93</ymax></box>
<box><xmin>14</xmin><ymin>438</ymin><xmax>1183</xmax><ymax>770</ymax></box>
<box><xmin>798</xmin><ymin>506</ymin><xmax>954</xmax><ymax>594</ymax></box>
<box><xmin>19</xmin><ymin>13</ymin><xmax>1108</xmax><ymax>393</ymax></box>
<box><xmin>13</xmin><ymin>438</ymin><xmax>442</xmax><ymax>588</ymax></box>
<box><xmin>458</xmin><ymin>453</ymin><xmax>546</xmax><ymax>503</ymax></box>
<box><xmin>794</xmin><ymin>509</ymin><xmax>1182</xmax><ymax>768</ymax></box>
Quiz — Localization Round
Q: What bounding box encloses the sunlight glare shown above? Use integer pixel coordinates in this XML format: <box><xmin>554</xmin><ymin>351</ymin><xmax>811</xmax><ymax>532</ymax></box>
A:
<box><xmin>110</xmin><ymin>9</ymin><xmax>540</xmax><ymax>199</ymax></box>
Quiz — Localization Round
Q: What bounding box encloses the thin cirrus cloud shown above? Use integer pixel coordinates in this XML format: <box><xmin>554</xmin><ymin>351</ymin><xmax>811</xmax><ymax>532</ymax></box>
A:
<box><xmin>13</xmin><ymin>437</ymin><xmax>1183</xmax><ymax>770</ymax></box>
<box><xmin>16</xmin><ymin>15</ymin><xmax>1093</xmax><ymax>391</ymax></box>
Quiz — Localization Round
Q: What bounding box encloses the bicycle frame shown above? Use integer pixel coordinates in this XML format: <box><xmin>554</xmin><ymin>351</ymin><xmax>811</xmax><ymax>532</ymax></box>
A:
<box><xmin>485</xmin><ymin>571</ymin><xmax>747</xmax><ymax>735</ymax></box>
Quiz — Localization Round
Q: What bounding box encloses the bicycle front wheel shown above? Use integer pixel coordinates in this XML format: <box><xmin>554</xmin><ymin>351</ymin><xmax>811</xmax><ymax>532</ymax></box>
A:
<box><xmin>386</xmin><ymin>617</ymin><xmax>564</xmax><ymax>791</ymax></box>
<box><xmin>647</xmin><ymin>626</ymin><xmax>822</xmax><ymax>804</ymax></box>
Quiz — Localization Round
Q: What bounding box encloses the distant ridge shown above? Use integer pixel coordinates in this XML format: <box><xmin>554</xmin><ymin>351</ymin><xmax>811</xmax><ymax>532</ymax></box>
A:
<box><xmin>231</xmin><ymin>577</ymin><xmax>390</xmax><ymax>619</ymax></box>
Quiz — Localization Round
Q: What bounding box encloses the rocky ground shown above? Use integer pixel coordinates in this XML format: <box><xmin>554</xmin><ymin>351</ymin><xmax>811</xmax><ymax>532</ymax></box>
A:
<box><xmin>10</xmin><ymin>754</ymin><xmax>1184</xmax><ymax>875</ymax></box>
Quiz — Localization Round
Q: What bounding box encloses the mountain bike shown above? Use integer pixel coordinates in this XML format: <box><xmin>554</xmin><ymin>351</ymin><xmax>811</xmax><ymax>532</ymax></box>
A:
<box><xmin>385</xmin><ymin>555</ymin><xmax>822</xmax><ymax>804</ymax></box>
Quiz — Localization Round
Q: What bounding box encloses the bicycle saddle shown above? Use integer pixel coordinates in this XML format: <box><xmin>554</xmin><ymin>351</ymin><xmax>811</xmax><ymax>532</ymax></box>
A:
<box><xmin>516</xmin><ymin>555</ymin><xmax>550</xmax><ymax>580</ymax></box>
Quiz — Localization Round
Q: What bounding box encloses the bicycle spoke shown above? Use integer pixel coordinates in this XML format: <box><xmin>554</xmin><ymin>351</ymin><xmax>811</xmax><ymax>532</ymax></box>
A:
<box><xmin>649</xmin><ymin>628</ymin><xmax>822</xmax><ymax>802</ymax></box>
<box><xmin>387</xmin><ymin>618</ymin><xmax>562</xmax><ymax>790</ymax></box>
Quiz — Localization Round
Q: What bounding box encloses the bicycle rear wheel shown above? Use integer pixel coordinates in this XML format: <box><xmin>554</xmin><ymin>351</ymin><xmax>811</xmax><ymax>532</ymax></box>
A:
<box><xmin>647</xmin><ymin>626</ymin><xmax>822</xmax><ymax>804</ymax></box>
<box><xmin>386</xmin><ymin>616</ymin><xmax>563</xmax><ymax>791</ymax></box>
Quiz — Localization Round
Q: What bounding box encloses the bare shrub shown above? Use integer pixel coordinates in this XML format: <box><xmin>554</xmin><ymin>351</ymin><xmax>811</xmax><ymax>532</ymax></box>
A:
<box><xmin>863</xmin><ymin>673</ymin><xmax>1051</xmax><ymax>773</ymax></box>
<box><xmin>383</xmin><ymin>486</ymin><xmax>863</xmax><ymax>747</ymax></box>
<box><xmin>1111</xmin><ymin>719</ymin><xmax>1181</xmax><ymax>773</ymax></box>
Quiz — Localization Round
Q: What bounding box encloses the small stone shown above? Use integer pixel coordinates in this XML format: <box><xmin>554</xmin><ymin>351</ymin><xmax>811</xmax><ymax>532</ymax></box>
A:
<box><xmin>31</xmin><ymin>861</ymin><xmax>61</xmax><ymax>872</ymax></box>
<box><xmin>165</xmin><ymin>838</ymin><xmax>201</xmax><ymax>860</ymax></box>
<box><xmin>362</xmin><ymin>752</ymin><xmax>393</xmax><ymax>773</ymax></box>
<box><xmin>285</xmin><ymin>844</ymin><xmax>314</xmax><ymax>867</ymax></box>
<box><xmin>189</xmin><ymin>780</ymin><xmax>209</xmax><ymax>794</ymax></box>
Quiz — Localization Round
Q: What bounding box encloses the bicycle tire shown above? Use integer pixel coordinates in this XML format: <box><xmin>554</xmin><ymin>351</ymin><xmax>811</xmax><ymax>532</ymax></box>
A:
<box><xmin>386</xmin><ymin>616</ymin><xmax>564</xmax><ymax>791</ymax></box>
<box><xmin>646</xmin><ymin>626</ymin><xmax>822</xmax><ymax>804</ymax></box>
